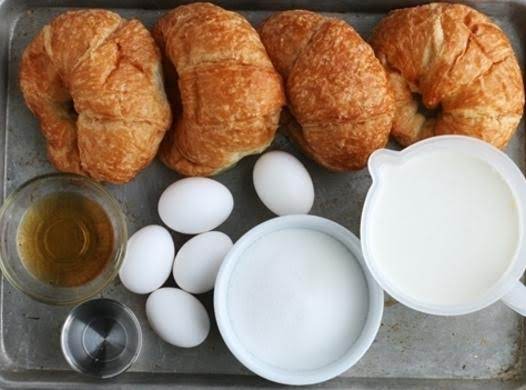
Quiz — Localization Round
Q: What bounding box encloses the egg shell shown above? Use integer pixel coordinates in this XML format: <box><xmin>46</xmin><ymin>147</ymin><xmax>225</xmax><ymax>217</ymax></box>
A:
<box><xmin>146</xmin><ymin>288</ymin><xmax>210</xmax><ymax>348</ymax></box>
<box><xmin>158</xmin><ymin>178</ymin><xmax>234</xmax><ymax>234</ymax></box>
<box><xmin>174</xmin><ymin>231</ymin><xmax>233</xmax><ymax>294</ymax></box>
<box><xmin>119</xmin><ymin>225</ymin><xmax>175</xmax><ymax>294</ymax></box>
<box><xmin>253</xmin><ymin>151</ymin><xmax>315</xmax><ymax>216</ymax></box>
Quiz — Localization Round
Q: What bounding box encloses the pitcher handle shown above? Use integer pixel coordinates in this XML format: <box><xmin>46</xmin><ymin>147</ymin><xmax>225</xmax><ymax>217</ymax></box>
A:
<box><xmin>501</xmin><ymin>281</ymin><xmax>526</xmax><ymax>316</ymax></box>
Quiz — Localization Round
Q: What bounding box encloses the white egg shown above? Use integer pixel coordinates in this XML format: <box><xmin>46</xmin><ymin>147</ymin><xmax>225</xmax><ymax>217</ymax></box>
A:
<box><xmin>174</xmin><ymin>231</ymin><xmax>233</xmax><ymax>294</ymax></box>
<box><xmin>253</xmin><ymin>151</ymin><xmax>315</xmax><ymax>216</ymax></box>
<box><xmin>146</xmin><ymin>288</ymin><xmax>210</xmax><ymax>348</ymax></box>
<box><xmin>158</xmin><ymin>177</ymin><xmax>234</xmax><ymax>234</ymax></box>
<box><xmin>119</xmin><ymin>225</ymin><xmax>175</xmax><ymax>294</ymax></box>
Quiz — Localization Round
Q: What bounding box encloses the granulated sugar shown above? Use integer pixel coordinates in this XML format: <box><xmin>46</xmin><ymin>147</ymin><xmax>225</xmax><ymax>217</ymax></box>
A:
<box><xmin>227</xmin><ymin>228</ymin><xmax>368</xmax><ymax>370</ymax></box>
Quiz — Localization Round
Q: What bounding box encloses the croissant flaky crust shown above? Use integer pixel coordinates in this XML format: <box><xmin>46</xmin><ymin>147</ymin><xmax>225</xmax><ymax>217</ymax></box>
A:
<box><xmin>19</xmin><ymin>10</ymin><xmax>171</xmax><ymax>184</ymax></box>
<box><xmin>371</xmin><ymin>3</ymin><xmax>525</xmax><ymax>148</ymax></box>
<box><xmin>153</xmin><ymin>3</ymin><xmax>285</xmax><ymax>176</ymax></box>
<box><xmin>260</xmin><ymin>10</ymin><xmax>395</xmax><ymax>171</ymax></box>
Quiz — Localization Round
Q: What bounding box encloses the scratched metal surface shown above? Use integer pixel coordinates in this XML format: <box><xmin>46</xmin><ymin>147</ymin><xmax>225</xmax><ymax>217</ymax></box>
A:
<box><xmin>0</xmin><ymin>0</ymin><xmax>525</xmax><ymax>388</ymax></box>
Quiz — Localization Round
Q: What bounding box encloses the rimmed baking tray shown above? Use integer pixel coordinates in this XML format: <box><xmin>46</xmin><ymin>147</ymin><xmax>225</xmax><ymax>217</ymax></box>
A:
<box><xmin>0</xmin><ymin>0</ymin><xmax>525</xmax><ymax>388</ymax></box>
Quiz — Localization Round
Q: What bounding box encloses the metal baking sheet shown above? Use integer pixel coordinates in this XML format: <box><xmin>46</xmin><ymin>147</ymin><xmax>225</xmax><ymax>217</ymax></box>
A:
<box><xmin>0</xmin><ymin>0</ymin><xmax>525</xmax><ymax>388</ymax></box>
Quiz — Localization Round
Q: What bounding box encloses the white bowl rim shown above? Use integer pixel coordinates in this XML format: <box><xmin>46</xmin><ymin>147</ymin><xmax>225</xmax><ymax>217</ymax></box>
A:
<box><xmin>214</xmin><ymin>214</ymin><xmax>384</xmax><ymax>385</ymax></box>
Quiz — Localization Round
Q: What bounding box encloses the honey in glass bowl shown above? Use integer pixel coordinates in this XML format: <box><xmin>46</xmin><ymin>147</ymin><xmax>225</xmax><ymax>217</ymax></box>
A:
<box><xmin>17</xmin><ymin>191</ymin><xmax>114</xmax><ymax>287</ymax></box>
<box><xmin>0</xmin><ymin>173</ymin><xmax>127</xmax><ymax>305</ymax></box>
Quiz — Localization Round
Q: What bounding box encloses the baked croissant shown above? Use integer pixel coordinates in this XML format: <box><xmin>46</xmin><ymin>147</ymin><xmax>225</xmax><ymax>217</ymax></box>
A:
<box><xmin>260</xmin><ymin>10</ymin><xmax>395</xmax><ymax>171</ymax></box>
<box><xmin>19</xmin><ymin>10</ymin><xmax>171</xmax><ymax>183</ymax></box>
<box><xmin>371</xmin><ymin>3</ymin><xmax>525</xmax><ymax>148</ymax></box>
<box><xmin>153</xmin><ymin>3</ymin><xmax>285</xmax><ymax>176</ymax></box>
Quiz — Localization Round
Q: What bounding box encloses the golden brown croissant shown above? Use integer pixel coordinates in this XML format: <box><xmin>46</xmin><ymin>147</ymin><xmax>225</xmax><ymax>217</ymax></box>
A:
<box><xmin>153</xmin><ymin>3</ymin><xmax>285</xmax><ymax>176</ymax></box>
<box><xmin>19</xmin><ymin>10</ymin><xmax>171</xmax><ymax>183</ymax></box>
<box><xmin>260</xmin><ymin>10</ymin><xmax>394</xmax><ymax>171</ymax></box>
<box><xmin>371</xmin><ymin>3</ymin><xmax>525</xmax><ymax>148</ymax></box>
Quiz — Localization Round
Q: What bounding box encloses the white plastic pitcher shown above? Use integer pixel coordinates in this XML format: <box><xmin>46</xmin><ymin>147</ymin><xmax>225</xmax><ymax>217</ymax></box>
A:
<box><xmin>361</xmin><ymin>135</ymin><xmax>526</xmax><ymax>316</ymax></box>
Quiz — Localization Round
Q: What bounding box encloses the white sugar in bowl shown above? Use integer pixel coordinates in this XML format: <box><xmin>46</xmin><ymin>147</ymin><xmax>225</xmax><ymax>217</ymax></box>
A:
<box><xmin>214</xmin><ymin>215</ymin><xmax>383</xmax><ymax>385</ymax></box>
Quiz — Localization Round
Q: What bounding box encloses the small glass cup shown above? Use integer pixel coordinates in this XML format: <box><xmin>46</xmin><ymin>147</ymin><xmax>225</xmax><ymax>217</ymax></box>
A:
<box><xmin>61</xmin><ymin>299</ymin><xmax>142</xmax><ymax>378</ymax></box>
<box><xmin>0</xmin><ymin>173</ymin><xmax>127</xmax><ymax>305</ymax></box>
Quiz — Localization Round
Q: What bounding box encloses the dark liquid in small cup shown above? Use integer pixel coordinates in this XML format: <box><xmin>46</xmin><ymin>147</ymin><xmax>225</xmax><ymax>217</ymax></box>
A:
<box><xmin>17</xmin><ymin>192</ymin><xmax>114</xmax><ymax>287</ymax></box>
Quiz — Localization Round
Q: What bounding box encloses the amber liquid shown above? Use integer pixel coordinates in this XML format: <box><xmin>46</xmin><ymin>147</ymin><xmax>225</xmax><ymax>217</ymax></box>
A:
<box><xmin>17</xmin><ymin>192</ymin><xmax>114</xmax><ymax>287</ymax></box>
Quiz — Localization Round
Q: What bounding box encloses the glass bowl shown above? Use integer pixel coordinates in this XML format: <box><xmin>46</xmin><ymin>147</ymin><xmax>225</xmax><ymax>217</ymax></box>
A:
<box><xmin>0</xmin><ymin>173</ymin><xmax>127</xmax><ymax>305</ymax></box>
<box><xmin>61</xmin><ymin>299</ymin><xmax>142</xmax><ymax>378</ymax></box>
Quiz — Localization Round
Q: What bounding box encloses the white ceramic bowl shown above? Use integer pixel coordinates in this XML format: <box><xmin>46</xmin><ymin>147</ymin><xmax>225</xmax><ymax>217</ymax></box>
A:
<box><xmin>214</xmin><ymin>215</ymin><xmax>384</xmax><ymax>385</ymax></box>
